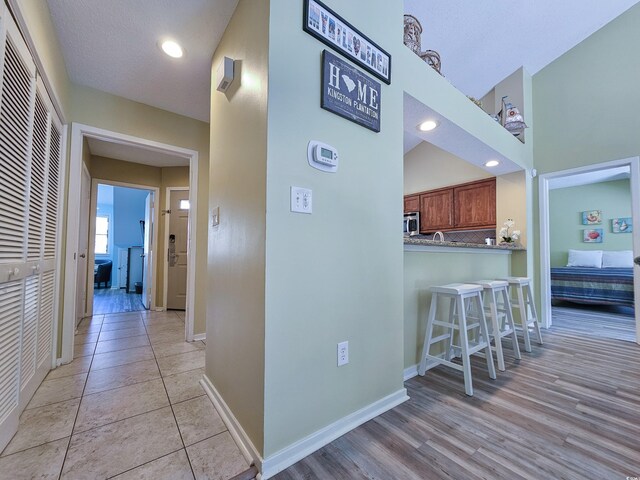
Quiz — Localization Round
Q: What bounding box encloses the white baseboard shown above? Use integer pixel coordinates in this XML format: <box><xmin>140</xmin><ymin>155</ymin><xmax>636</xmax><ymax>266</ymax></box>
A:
<box><xmin>192</xmin><ymin>333</ymin><xmax>206</xmax><ymax>342</ymax></box>
<box><xmin>154</xmin><ymin>307</ymin><xmax>166</xmax><ymax>312</ymax></box>
<box><xmin>201</xmin><ymin>375</ymin><xmax>408</xmax><ymax>479</ymax></box>
<box><xmin>200</xmin><ymin>375</ymin><xmax>262</xmax><ymax>468</ymax></box>
<box><xmin>404</xmin><ymin>364</ymin><xmax>418</xmax><ymax>381</ymax></box>
<box><xmin>260</xmin><ymin>388</ymin><xmax>408</xmax><ymax>479</ymax></box>
<box><xmin>405</xmin><ymin>352</ymin><xmax>452</xmax><ymax>382</ymax></box>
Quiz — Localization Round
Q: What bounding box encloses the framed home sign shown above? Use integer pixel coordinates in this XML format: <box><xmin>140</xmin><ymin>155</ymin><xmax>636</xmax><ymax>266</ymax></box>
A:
<box><xmin>303</xmin><ymin>0</ymin><xmax>391</xmax><ymax>84</ymax></box>
<box><xmin>321</xmin><ymin>50</ymin><xmax>381</xmax><ymax>132</ymax></box>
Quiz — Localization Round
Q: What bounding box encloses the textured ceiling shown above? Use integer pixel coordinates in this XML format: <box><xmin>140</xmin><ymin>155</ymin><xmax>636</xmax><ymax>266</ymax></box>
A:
<box><xmin>47</xmin><ymin>0</ymin><xmax>238</xmax><ymax>122</ymax></box>
<box><xmin>404</xmin><ymin>0</ymin><xmax>640</xmax><ymax>99</ymax></box>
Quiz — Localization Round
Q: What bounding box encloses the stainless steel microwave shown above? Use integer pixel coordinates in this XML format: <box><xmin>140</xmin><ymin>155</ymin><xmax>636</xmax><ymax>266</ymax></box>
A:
<box><xmin>403</xmin><ymin>212</ymin><xmax>420</xmax><ymax>236</ymax></box>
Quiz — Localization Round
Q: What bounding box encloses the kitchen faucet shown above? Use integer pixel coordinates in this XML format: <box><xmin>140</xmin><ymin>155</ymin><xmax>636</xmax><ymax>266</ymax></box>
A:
<box><xmin>433</xmin><ymin>231</ymin><xmax>444</xmax><ymax>242</ymax></box>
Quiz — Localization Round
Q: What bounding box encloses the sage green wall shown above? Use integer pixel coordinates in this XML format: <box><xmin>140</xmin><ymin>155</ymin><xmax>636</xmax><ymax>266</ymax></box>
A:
<box><xmin>532</xmin><ymin>4</ymin><xmax>640</xmax><ymax>305</ymax></box>
<box><xmin>549</xmin><ymin>180</ymin><xmax>632</xmax><ymax>267</ymax></box>
<box><xmin>404</xmin><ymin>250</ymin><xmax>511</xmax><ymax>368</ymax></box>
<box><xmin>263</xmin><ymin>0</ymin><xmax>405</xmax><ymax>457</ymax></box>
<box><xmin>206</xmin><ymin>0</ymin><xmax>269</xmax><ymax>455</ymax></box>
<box><xmin>533</xmin><ymin>4</ymin><xmax>640</xmax><ymax>175</ymax></box>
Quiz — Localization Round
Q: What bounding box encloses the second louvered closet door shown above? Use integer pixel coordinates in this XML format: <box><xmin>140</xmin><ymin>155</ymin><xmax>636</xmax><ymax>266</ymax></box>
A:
<box><xmin>0</xmin><ymin>4</ymin><xmax>64</xmax><ymax>451</ymax></box>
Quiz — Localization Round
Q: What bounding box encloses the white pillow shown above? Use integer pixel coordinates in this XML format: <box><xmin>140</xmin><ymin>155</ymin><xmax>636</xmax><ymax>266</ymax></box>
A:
<box><xmin>567</xmin><ymin>249</ymin><xmax>603</xmax><ymax>268</ymax></box>
<box><xmin>602</xmin><ymin>250</ymin><xmax>633</xmax><ymax>268</ymax></box>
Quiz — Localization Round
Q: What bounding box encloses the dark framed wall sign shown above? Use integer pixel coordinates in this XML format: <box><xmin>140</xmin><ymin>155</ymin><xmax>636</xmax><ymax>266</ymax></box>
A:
<box><xmin>303</xmin><ymin>0</ymin><xmax>391</xmax><ymax>84</ymax></box>
<box><xmin>321</xmin><ymin>50</ymin><xmax>381</xmax><ymax>132</ymax></box>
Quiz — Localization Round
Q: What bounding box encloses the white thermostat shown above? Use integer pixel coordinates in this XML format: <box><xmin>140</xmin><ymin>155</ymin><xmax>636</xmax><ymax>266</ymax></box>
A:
<box><xmin>308</xmin><ymin>140</ymin><xmax>338</xmax><ymax>173</ymax></box>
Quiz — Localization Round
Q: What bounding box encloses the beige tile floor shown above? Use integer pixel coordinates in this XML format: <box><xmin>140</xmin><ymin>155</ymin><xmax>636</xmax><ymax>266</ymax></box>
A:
<box><xmin>0</xmin><ymin>310</ymin><xmax>250</xmax><ymax>480</ymax></box>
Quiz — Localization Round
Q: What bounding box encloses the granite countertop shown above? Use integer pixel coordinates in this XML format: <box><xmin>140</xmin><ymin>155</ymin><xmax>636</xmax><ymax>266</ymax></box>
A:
<box><xmin>404</xmin><ymin>236</ymin><xmax>526</xmax><ymax>251</ymax></box>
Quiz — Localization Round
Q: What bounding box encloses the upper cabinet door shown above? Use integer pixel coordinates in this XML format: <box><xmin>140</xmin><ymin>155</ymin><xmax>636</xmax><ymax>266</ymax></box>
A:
<box><xmin>404</xmin><ymin>195</ymin><xmax>419</xmax><ymax>213</ymax></box>
<box><xmin>420</xmin><ymin>189</ymin><xmax>454</xmax><ymax>232</ymax></box>
<box><xmin>453</xmin><ymin>178</ymin><xmax>496</xmax><ymax>229</ymax></box>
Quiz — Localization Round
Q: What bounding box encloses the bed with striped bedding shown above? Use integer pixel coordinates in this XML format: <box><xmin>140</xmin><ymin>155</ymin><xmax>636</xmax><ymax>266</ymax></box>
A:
<box><xmin>550</xmin><ymin>266</ymin><xmax>634</xmax><ymax>307</ymax></box>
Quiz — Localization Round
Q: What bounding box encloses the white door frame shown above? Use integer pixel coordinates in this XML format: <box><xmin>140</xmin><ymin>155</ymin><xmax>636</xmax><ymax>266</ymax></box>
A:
<box><xmin>163</xmin><ymin>186</ymin><xmax>196</xmax><ymax>340</ymax></box>
<box><xmin>87</xmin><ymin>179</ymin><xmax>160</xmax><ymax>316</ymax></box>
<box><xmin>62</xmin><ymin>123</ymin><xmax>200</xmax><ymax>363</ymax></box>
<box><xmin>538</xmin><ymin>156</ymin><xmax>640</xmax><ymax>344</ymax></box>
<box><xmin>76</xmin><ymin>162</ymin><xmax>92</xmax><ymax>322</ymax></box>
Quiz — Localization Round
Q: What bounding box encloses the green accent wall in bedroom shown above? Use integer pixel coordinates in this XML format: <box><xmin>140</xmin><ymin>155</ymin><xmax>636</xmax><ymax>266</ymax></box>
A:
<box><xmin>549</xmin><ymin>179</ymin><xmax>632</xmax><ymax>267</ymax></box>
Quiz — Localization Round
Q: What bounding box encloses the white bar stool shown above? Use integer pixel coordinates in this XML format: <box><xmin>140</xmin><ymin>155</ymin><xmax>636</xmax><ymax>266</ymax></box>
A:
<box><xmin>418</xmin><ymin>283</ymin><xmax>496</xmax><ymax>396</ymax></box>
<box><xmin>470</xmin><ymin>280</ymin><xmax>521</xmax><ymax>371</ymax></box>
<box><xmin>500</xmin><ymin>276</ymin><xmax>543</xmax><ymax>352</ymax></box>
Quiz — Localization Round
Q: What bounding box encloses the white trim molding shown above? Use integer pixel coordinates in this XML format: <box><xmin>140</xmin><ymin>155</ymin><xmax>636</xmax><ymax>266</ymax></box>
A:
<box><xmin>192</xmin><ymin>333</ymin><xmax>206</xmax><ymax>342</ymax></box>
<box><xmin>201</xmin><ymin>374</ymin><xmax>409</xmax><ymax>479</ymax></box>
<box><xmin>404</xmin><ymin>364</ymin><xmax>418</xmax><ymax>381</ymax></box>
<box><xmin>538</xmin><ymin>156</ymin><xmax>640</xmax><ymax>343</ymax></box>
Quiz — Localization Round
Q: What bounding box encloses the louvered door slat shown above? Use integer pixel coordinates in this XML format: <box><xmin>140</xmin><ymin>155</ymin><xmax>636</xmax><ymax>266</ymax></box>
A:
<box><xmin>0</xmin><ymin>36</ymin><xmax>33</xmax><ymax>264</ymax></box>
<box><xmin>36</xmin><ymin>271</ymin><xmax>54</xmax><ymax>366</ymax></box>
<box><xmin>19</xmin><ymin>275</ymin><xmax>39</xmax><ymax>390</ymax></box>
<box><xmin>26</xmin><ymin>92</ymin><xmax>48</xmax><ymax>261</ymax></box>
<box><xmin>0</xmin><ymin>281</ymin><xmax>23</xmax><ymax>425</ymax></box>
<box><xmin>44</xmin><ymin>123</ymin><xmax>60</xmax><ymax>259</ymax></box>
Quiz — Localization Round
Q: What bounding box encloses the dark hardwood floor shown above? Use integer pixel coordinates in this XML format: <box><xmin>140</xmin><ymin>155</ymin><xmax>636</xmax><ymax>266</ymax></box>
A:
<box><xmin>275</xmin><ymin>330</ymin><xmax>640</xmax><ymax>479</ymax></box>
<box><xmin>552</xmin><ymin>301</ymin><xmax>636</xmax><ymax>342</ymax></box>
<box><xmin>93</xmin><ymin>287</ymin><xmax>144</xmax><ymax>314</ymax></box>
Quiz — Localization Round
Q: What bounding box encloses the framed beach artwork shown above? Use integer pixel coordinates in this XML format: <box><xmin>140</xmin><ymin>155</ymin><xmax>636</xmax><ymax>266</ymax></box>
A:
<box><xmin>303</xmin><ymin>0</ymin><xmax>392</xmax><ymax>84</ymax></box>
<box><xmin>612</xmin><ymin>217</ymin><xmax>632</xmax><ymax>233</ymax></box>
<box><xmin>583</xmin><ymin>228</ymin><xmax>603</xmax><ymax>243</ymax></box>
<box><xmin>581</xmin><ymin>210</ymin><xmax>602</xmax><ymax>225</ymax></box>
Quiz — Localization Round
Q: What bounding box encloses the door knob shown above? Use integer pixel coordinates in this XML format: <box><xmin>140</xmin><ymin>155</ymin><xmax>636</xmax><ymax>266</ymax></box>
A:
<box><xmin>634</xmin><ymin>256</ymin><xmax>640</xmax><ymax>266</ymax></box>
<box><xmin>79</xmin><ymin>253</ymin><xmax>86</xmax><ymax>258</ymax></box>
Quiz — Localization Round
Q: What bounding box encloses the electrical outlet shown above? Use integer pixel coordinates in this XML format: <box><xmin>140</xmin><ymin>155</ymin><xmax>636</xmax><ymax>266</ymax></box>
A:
<box><xmin>337</xmin><ymin>341</ymin><xmax>349</xmax><ymax>366</ymax></box>
<box><xmin>291</xmin><ymin>186</ymin><xmax>312</xmax><ymax>214</ymax></box>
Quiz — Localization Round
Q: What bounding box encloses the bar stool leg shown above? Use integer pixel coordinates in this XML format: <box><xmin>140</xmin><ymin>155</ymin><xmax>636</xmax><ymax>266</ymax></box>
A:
<box><xmin>525</xmin><ymin>283</ymin><xmax>543</xmax><ymax>345</ymax></box>
<box><xmin>487</xmin><ymin>288</ymin><xmax>505</xmax><ymax>371</ymax></box>
<box><xmin>501</xmin><ymin>288</ymin><xmax>521</xmax><ymax>360</ymax></box>
<box><xmin>515</xmin><ymin>285</ymin><xmax>532</xmax><ymax>352</ymax></box>
<box><xmin>475</xmin><ymin>294</ymin><xmax>496</xmax><ymax>380</ymax></box>
<box><xmin>445</xmin><ymin>297</ymin><xmax>456</xmax><ymax>361</ymax></box>
<box><xmin>456</xmin><ymin>296</ymin><xmax>474</xmax><ymax>396</ymax></box>
<box><xmin>418</xmin><ymin>293</ymin><xmax>439</xmax><ymax>376</ymax></box>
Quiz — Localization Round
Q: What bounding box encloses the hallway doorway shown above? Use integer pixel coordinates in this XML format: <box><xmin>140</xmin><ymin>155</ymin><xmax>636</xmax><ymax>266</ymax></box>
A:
<box><xmin>90</xmin><ymin>182</ymin><xmax>157</xmax><ymax>316</ymax></box>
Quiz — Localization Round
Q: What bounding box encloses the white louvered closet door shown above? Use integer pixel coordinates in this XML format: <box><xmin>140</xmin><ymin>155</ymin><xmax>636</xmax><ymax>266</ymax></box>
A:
<box><xmin>0</xmin><ymin>5</ymin><xmax>63</xmax><ymax>450</ymax></box>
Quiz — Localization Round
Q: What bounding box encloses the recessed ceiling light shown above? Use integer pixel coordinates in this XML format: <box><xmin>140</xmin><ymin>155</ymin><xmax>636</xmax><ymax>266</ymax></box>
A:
<box><xmin>418</xmin><ymin>120</ymin><xmax>438</xmax><ymax>132</ymax></box>
<box><xmin>485</xmin><ymin>160</ymin><xmax>500</xmax><ymax>167</ymax></box>
<box><xmin>161</xmin><ymin>40</ymin><xmax>184</xmax><ymax>58</ymax></box>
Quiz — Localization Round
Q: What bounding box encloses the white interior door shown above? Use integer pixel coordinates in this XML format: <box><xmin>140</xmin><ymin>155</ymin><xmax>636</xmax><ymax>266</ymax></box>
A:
<box><xmin>75</xmin><ymin>166</ymin><xmax>90</xmax><ymax>326</ymax></box>
<box><xmin>167</xmin><ymin>190</ymin><xmax>189</xmax><ymax>310</ymax></box>
<box><xmin>142</xmin><ymin>193</ymin><xmax>153</xmax><ymax>309</ymax></box>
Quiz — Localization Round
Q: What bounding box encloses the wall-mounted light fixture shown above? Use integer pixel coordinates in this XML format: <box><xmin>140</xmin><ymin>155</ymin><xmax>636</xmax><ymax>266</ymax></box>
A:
<box><xmin>216</xmin><ymin>57</ymin><xmax>235</xmax><ymax>93</ymax></box>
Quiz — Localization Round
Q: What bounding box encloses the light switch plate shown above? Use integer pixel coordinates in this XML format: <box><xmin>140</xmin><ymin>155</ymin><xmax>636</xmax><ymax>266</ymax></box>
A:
<box><xmin>211</xmin><ymin>206</ymin><xmax>220</xmax><ymax>226</ymax></box>
<box><xmin>291</xmin><ymin>187</ymin><xmax>312</xmax><ymax>214</ymax></box>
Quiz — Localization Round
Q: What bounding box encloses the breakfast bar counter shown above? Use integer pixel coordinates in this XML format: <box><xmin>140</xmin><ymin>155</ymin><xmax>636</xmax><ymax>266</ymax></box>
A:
<box><xmin>403</xmin><ymin>236</ymin><xmax>527</xmax><ymax>374</ymax></box>
<box><xmin>404</xmin><ymin>236</ymin><xmax>526</xmax><ymax>253</ymax></box>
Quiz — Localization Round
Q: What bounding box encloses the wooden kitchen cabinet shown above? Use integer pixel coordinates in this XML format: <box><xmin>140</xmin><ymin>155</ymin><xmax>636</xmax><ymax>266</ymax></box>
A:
<box><xmin>404</xmin><ymin>178</ymin><xmax>496</xmax><ymax>233</ymax></box>
<box><xmin>453</xmin><ymin>179</ymin><xmax>496</xmax><ymax>229</ymax></box>
<box><xmin>404</xmin><ymin>195</ymin><xmax>419</xmax><ymax>213</ymax></box>
<box><xmin>419</xmin><ymin>189</ymin><xmax>454</xmax><ymax>231</ymax></box>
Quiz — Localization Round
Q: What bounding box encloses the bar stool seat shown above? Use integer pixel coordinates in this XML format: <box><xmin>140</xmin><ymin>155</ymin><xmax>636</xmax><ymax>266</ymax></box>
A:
<box><xmin>470</xmin><ymin>279</ymin><xmax>521</xmax><ymax>371</ymax></box>
<box><xmin>418</xmin><ymin>283</ymin><xmax>496</xmax><ymax>396</ymax></box>
<box><xmin>500</xmin><ymin>276</ymin><xmax>543</xmax><ymax>352</ymax></box>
